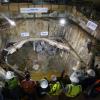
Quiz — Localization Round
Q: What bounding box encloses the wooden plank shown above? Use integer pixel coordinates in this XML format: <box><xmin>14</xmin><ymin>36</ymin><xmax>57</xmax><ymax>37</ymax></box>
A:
<box><xmin>51</xmin><ymin>5</ymin><xmax>59</xmax><ymax>11</ymax></box>
<box><xmin>19</xmin><ymin>3</ymin><xmax>29</xmax><ymax>8</ymax></box>
<box><xmin>34</xmin><ymin>5</ymin><xmax>43</xmax><ymax>7</ymax></box>
<box><xmin>28</xmin><ymin>4</ymin><xmax>35</xmax><ymax>7</ymax></box>
<box><xmin>9</xmin><ymin>3</ymin><xmax>18</xmax><ymax>12</ymax></box>
<box><xmin>43</xmin><ymin>4</ymin><xmax>51</xmax><ymax>10</ymax></box>
<box><xmin>59</xmin><ymin>5</ymin><xmax>66</xmax><ymax>10</ymax></box>
<box><xmin>0</xmin><ymin>4</ymin><xmax>67</xmax><ymax>13</ymax></box>
<box><xmin>0</xmin><ymin>4</ymin><xmax>9</xmax><ymax>12</ymax></box>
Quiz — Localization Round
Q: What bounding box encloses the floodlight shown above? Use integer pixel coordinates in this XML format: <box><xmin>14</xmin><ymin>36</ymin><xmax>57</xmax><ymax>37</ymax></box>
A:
<box><xmin>59</xmin><ymin>19</ymin><xmax>66</xmax><ymax>26</ymax></box>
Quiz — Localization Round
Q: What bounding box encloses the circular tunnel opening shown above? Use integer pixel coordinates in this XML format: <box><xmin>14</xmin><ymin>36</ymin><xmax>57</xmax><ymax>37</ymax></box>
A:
<box><xmin>7</xmin><ymin>40</ymin><xmax>68</xmax><ymax>80</ymax></box>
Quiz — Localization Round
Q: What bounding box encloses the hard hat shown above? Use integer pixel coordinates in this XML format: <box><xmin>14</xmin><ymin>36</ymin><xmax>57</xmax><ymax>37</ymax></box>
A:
<box><xmin>40</xmin><ymin>79</ymin><xmax>48</xmax><ymax>89</ymax></box>
<box><xmin>51</xmin><ymin>75</ymin><xmax>57</xmax><ymax>81</ymax></box>
<box><xmin>6</xmin><ymin>71</ymin><xmax>15</xmax><ymax>80</ymax></box>
<box><xmin>86</xmin><ymin>69</ymin><xmax>95</xmax><ymax>77</ymax></box>
<box><xmin>70</xmin><ymin>74</ymin><xmax>79</xmax><ymax>83</ymax></box>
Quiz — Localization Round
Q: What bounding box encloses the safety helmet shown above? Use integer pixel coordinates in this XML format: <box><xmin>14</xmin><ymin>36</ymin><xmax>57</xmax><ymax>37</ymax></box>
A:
<box><xmin>70</xmin><ymin>74</ymin><xmax>79</xmax><ymax>84</ymax></box>
<box><xmin>51</xmin><ymin>75</ymin><xmax>57</xmax><ymax>81</ymax></box>
<box><xmin>40</xmin><ymin>79</ymin><xmax>48</xmax><ymax>89</ymax></box>
<box><xmin>86</xmin><ymin>69</ymin><xmax>95</xmax><ymax>77</ymax></box>
<box><xmin>6</xmin><ymin>71</ymin><xmax>15</xmax><ymax>80</ymax></box>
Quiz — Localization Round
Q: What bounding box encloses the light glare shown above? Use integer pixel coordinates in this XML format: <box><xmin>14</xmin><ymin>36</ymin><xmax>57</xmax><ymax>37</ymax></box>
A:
<box><xmin>1</xmin><ymin>14</ymin><xmax>16</xmax><ymax>26</ymax></box>
<box><xmin>8</xmin><ymin>19</ymin><xmax>16</xmax><ymax>26</ymax></box>
<box><xmin>59</xmin><ymin>19</ymin><xmax>66</xmax><ymax>26</ymax></box>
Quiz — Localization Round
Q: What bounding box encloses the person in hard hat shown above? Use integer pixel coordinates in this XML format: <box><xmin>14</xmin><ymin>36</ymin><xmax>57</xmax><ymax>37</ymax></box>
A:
<box><xmin>84</xmin><ymin>79</ymin><xmax>100</xmax><ymax>97</ymax></box>
<box><xmin>87</xmin><ymin>69</ymin><xmax>96</xmax><ymax>77</ymax></box>
<box><xmin>5</xmin><ymin>71</ymin><xmax>20</xmax><ymax>100</ymax></box>
<box><xmin>20</xmin><ymin>72</ymin><xmax>37</xmax><ymax>100</ymax></box>
<box><xmin>64</xmin><ymin>76</ymin><xmax>82</xmax><ymax>97</ymax></box>
<box><xmin>49</xmin><ymin>75</ymin><xmax>62</xmax><ymax>96</ymax></box>
<box><xmin>92</xmin><ymin>79</ymin><xmax>100</xmax><ymax>96</ymax></box>
<box><xmin>63</xmin><ymin>75</ymin><xmax>82</xmax><ymax>98</ymax></box>
<box><xmin>81</xmin><ymin>69</ymin><xmax>96</xmax><ymax>90</ymax></box>
<box><xmin>72</xmin><ymin>61</ymin><xmax>86</xmax><ymax>81</ymax></box>
<box><xmin>58</xmin><ymin>69</ymin><xmax>71</xmax><ymax>87</ymax></box>
<box><xmin>37</xmin><ymin>78</ymin><xmax>49</xmax><ymax>97</ymax></box>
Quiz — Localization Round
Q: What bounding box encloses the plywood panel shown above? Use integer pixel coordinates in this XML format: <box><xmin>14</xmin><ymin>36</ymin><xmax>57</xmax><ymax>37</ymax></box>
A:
<box><xmin>19</xmin><ymin>3</ymin><xmax>29</xmax><ymax>8</ymax></box>
<box><xmin>59</xmin><ymin>5</ymin><xmax>66</xmax><ymax>10</ymax></box>
<box><xmin>65</xmin><ymin>5</ymin><xmax>72</xmax><ymax>13</ymax></box>
<box><xmin>9</xmin><ymin>3</ymin><xmax>18</xmax><ymax>12</ymax></box>
<box><xmin>0</xmin><ymin>4</ymin><xmax>68</xmax><ymax>13</ymax></box>
<box><xmin>0</xmin><ymin>5</ymin><xmax>9</xmax><ymax>12</ymax></box>
<box><xmin>51</xmin><ymin>5</ymin><xmax>59</xmax><ymax>11</ymax></box>
<box><xmin>43</xmin><ymin>4</ymin><xmax>51</xmax><ymax>10</ymax></box>
<box><xmin>34</xmin><ymin>5</ymin><xmax>43</xmax><ymax>7</ymax></box>
<box><xmin>29</xmin><ymin>4</ymin><xmax>35</xmax><ymax>7</ymax></box>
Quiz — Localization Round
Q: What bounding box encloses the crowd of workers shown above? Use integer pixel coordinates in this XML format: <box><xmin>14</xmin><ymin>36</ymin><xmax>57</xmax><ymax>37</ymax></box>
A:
<box><xmin>0</xmin><ymin>62</ymin><xmax>100</xmax><ymax>100</ymax></box>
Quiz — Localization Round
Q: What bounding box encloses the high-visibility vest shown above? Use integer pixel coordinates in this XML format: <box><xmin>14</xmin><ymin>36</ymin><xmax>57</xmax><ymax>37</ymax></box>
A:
<box><xmin>65</xmin><ymin>84</ymin><xmax>82</xmax><ymax>97</ymax></box>
<box><xmin>49</xmin><ymin>82</ymin><xmax>61</xmax><ymax>95</ymax></box>
<box><xmin>7</xmin><ymin>77</ymin><xmax>18</xmax><ymax>90</ymax></box>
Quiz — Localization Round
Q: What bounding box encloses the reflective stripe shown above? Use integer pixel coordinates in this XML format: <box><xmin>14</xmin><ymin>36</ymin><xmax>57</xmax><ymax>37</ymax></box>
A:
<box><xmin>67</xmin><ymin>85</ymin><xmax>72</xmax><ymax>95</ymax></box>
<box><xmin>49</xmin><ymin>82</ymin><xmax>61</xmax><ymax>95</ymax></box>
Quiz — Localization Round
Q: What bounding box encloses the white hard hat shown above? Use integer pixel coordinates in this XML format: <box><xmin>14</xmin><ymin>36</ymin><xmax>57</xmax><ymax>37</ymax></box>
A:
<box><xmin>87</xmin><ymin>69</ymin><xmax>95</xmax><ymax>77</ymax></box>
<box><xmin>70</xmin><ymin>74</ymin><xmax>79</xmax><ymax>83</ymax></box>
<box><xmin>51</xmin><ymin>75</ymin><xmax>57</xmax><ymax>81</ymax></box>
<box><xmin>6</xmin><ymin>71</ymin><xmax>15</xmax><ymax>80</ymax></box>
<box><xmin>40</xmin><ymin>79</ymin><xmax>48</xmax><ymax>89</ymax></box>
